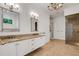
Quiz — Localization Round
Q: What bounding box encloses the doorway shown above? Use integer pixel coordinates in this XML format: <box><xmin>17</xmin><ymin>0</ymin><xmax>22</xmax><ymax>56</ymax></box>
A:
<box><xmin>50</xmin><ymin>15</ymin><xmax>54</xmax><ymax>39</ymax></box>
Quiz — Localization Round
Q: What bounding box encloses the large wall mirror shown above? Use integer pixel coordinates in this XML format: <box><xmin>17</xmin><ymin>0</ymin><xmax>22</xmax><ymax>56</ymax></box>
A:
<box><xmin>31</xmin><ymin>17</ymin><xmax>38</xmax><ymax>32</ymax></box>
<box><xmin>0</xmin><ymin>8</ymin><xmax>2</xmax><ymax>32</ymax></box>
<box><xmin>0</xmin><ymin>3</ymin><xmax>20</xmax><ymax>32</ymax></box>
<box><xmin>3</xmin><ymin>9</ymin><xmax>20</xmax><ymax>32</ymax></box>
<box><xmin>30</xmin><ymin>12</ymin><xmax>39</xmax><ymax>32</ymax></box>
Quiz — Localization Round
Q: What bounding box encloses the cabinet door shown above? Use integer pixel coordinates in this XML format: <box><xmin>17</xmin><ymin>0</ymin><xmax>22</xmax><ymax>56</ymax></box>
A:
<box><xmin>40</xmin><ymin>36</ymin><xmax>46</xmax><ymax>45</ymax></box>
<box><xmin>16</xmin><ymin>40</ymin><xmax>29</xmax><ymax>56</ymax></box>
<box><xmin>36</xmin><ymin>37</ymin><xmax>45</xmax><ymax>47</ymax></box>
<box><xmin>31</xmin><ymin>38</ymin><xmax>43</xmax><ymax>50</ymax></box>
<box><xmin>28</xmin><ymin>37</ymin><xmax>45</xmax><ymax>51</ymax></box>
<box><xmin>37</xmin><ymin>36</ymin><xmax>47</xmax><ymax>47</ymax></box>
<box><xmin>0</xmin><ymin>43</ymin><xmax>16</xmax><ymax>56</ymax></box>
<box><xmin>27</xmin><ymin>39</ymin><xmax>33</xmax><ymax>53</ymax></box>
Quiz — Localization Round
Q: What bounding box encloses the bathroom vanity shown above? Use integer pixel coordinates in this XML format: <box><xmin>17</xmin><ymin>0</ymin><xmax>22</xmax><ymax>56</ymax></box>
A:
<box><xmin>0</xmin><ymin>33</ymin><xmax>49</xmax><ymax>56</ymax></box>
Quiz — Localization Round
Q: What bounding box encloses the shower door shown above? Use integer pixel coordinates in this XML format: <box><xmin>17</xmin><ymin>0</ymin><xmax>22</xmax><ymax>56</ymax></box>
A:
<box><xmin>66</xmin><ymin>13</ymin><xmax>79</xmax><ymax>44</ymax></box>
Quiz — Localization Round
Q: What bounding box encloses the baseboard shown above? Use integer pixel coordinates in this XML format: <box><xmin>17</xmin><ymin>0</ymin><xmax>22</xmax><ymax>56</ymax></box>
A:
<box><xmin>51</xmin><ymin>39</ymin><xmax>65</xmax><ymax>40</ymax></box>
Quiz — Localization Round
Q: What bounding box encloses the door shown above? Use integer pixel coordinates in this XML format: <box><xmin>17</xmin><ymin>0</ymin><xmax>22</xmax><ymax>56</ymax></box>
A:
<box><xmin>50</xmin><ymin>16</ymin><xmax>54</xmax><ymax>39</ymax></box>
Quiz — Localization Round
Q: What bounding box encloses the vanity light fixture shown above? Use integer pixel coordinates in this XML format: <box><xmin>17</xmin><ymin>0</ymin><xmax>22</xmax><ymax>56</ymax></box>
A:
<box><xmin>13</xmin><ymin>4</ymin><xmax>20</xmax><ymax>10</ymax></box>
<box><xmin>0</xmin><ymin>3</ymin><xmax>20</xmax><ymax>12</ymax></box>
<box><xmin>30</xmin><ymin>12</ymin><xmax>39</xmax><ymax>19</ymax></box>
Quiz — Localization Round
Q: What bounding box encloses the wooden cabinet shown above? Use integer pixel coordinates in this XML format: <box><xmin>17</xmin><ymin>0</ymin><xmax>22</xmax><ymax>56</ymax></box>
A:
<box><xmin>0</xmin><ymin>42</ymin><xmax>16</xmax><ymax>56</ymax></box>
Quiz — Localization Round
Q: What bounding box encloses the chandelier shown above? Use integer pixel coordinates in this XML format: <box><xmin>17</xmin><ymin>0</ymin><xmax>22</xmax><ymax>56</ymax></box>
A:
<box><xmin>48</xmin><ymin>3</ymin><xmax>63</xmax><ymax>10</ymax></box>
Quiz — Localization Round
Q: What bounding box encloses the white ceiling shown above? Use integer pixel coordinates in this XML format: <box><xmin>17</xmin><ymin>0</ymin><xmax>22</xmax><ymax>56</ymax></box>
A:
<box><xmin>20</xmin><ymin>3</ymin><xmax>79</xmax><ymax>18</ymax></box>
<box><xmin>49</xmin><ymin>3</ymin><xmax>79</xmax><ymax>18</ymax></box>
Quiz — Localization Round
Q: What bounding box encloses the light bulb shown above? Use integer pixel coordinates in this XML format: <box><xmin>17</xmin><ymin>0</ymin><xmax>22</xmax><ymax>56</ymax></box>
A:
<box><xmin>59</xmin><ymin>4</ymin><xmax>63</xmax><ymax>7</ymax></box>
<box><xmin>30</xmin><ymin>12</ymin><xmax>39</xmax><ymax>18</ymax></box>
<box><xmin>14</xmin><ymin>4</ymin><xmax>20</xmax><ymax>8</ymax></box>
<box><xmin>7</xmin><ymin>3</ymin><xmax>14</xmax><ymax>7</ymax></box>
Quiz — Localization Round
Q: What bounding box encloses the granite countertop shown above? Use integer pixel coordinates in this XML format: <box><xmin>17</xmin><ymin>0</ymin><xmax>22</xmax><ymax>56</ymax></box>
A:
<box><xmin>0</xmin><ymin>35</ymin><xmax>44</xmax><ymax>45</ymax></box>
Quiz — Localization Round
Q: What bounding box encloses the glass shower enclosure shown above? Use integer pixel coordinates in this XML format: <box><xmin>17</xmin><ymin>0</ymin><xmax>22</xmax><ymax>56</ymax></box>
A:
<box><xmin>66</xmin><ymin>13</ymin><xmax>79</xmax><ymax>45</ymax></box>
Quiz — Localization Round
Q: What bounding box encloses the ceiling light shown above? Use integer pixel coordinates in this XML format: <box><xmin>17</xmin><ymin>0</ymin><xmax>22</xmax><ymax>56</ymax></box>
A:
<box><xmin>48</xmin><ymin>3</ymin><xmax>63</xmax><ymax>10</ymax></box>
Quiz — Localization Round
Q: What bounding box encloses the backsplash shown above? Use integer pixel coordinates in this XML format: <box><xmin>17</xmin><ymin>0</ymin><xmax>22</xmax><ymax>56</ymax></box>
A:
<box><xmin>0</xmin><ymin>32</ymin><xmax>39</xmax><ymax>40</ymax></box>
